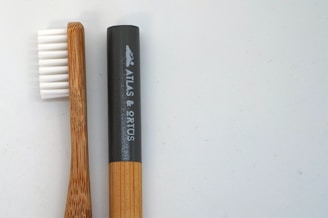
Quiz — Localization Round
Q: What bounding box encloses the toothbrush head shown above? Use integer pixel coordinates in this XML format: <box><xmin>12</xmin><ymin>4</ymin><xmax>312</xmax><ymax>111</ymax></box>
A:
<box><xmin>37</xmin><ymin>28</ymin><xmax>69</xmax><ymax>99</ymax></box>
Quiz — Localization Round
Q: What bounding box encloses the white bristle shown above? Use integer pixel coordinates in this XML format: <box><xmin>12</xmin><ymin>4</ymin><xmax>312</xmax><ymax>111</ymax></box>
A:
<box><xmin>38</xmin><ymin>27</ymin><xmax>69</xmax><ymax>99</ymax></box>
<box><xmin>39</xmin><ymin>58</ymin><xmax>68</xmax><ymax>67</ymax></box>
<box><xmin>40</xmin><ymin>89</ymin><xmax>69</xmax><ymax>99</ymax></box>
<box><xmin>38</xmin><ymin>50</ymin><xmax>68</xmax><ymax>59</ymax></box>
<box><xmin>38</xmin><ymin>35</ymin><xmax>67</xmax><ymax>44</ymax></box>
<box><xmin>38</xmin><ymin>28</ymin><xmax>66</xmax><ymax>35</ymax></box>
<box><xmin>40</xmin><ymin>82</ymin><xmax>69</xmax><ymax>89</ymax></box>
<box><xmin>39</xmin><ymin>66</ymin><xmax>68</xmax><ymax>75</ymax></box>
<box><xmin>38</xmin><ymin>43</ymin><xmax>67</xmax><ymax>51</ymax></box>
<box><xmin>40</xmin><ymin>74</ymin><xmax>69</xmax><ymax>82</ymax></box>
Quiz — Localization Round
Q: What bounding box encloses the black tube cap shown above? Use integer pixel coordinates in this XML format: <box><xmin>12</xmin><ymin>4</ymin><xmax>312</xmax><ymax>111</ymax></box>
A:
<box><xmin>107</xmin><ymin>25</ymin><xmax>141</xmax><ymax>162</ymax></box>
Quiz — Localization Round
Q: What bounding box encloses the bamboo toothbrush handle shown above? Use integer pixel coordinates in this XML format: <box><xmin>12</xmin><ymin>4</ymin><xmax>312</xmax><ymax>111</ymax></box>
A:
<box><xmin>64</xmin><ymin>22</ymin><xmax>92</xmax><ymax>218</ymax></box>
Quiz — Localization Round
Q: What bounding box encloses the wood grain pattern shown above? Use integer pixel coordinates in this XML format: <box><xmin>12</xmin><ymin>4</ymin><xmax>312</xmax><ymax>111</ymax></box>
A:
<box><xmin>64</xmin><ymin>22</ymin><xmax>92</xmax><ymax>218</ymax></box>
<box><xmin>109</xmin><ymin>162</ymin><xmax>142</xmax><ymax>218</ymax></box>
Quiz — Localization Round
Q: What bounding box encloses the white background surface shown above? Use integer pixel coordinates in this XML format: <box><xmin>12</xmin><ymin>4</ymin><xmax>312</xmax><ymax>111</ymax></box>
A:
<box><xmin>0</xmin><ymin>0</ymin><xmax>328</xmax><ymax>217</ymax></box>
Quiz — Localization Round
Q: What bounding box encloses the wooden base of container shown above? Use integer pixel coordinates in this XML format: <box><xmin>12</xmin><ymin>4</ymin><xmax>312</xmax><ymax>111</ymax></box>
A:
<box><xmin>109</xmin><ymin>162</ymin><xmax>142</xmax><ymax>218</ymax></box>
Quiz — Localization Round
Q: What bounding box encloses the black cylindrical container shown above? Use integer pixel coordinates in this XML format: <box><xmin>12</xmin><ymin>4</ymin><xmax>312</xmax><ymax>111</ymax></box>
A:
<box><xmin>107</xmin><ymin>25</ymin><xmax>141</xmax><ymax>162</ymax></box>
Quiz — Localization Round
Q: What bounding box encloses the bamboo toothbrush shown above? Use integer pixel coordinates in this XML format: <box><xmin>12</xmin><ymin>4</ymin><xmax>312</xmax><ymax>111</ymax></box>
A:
<box><xmin>107</xmin><ymin>25</ymin><xmax>142</xmax><ymax>218</ymax></box>
<box><xmin>37</xmin><ymin>22</ymin><xmax>92</xmax><ymax>218</ymax></box>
